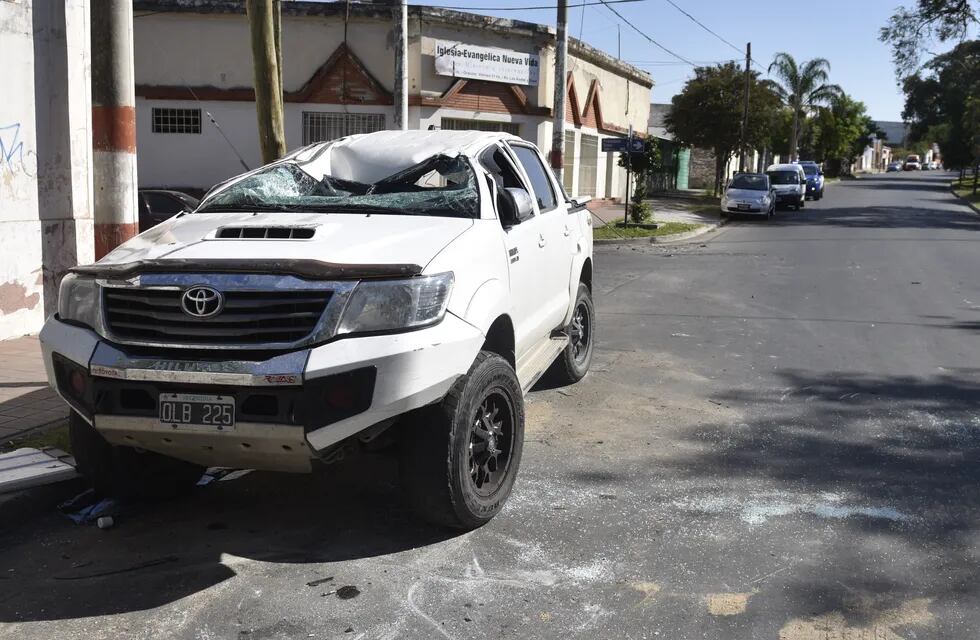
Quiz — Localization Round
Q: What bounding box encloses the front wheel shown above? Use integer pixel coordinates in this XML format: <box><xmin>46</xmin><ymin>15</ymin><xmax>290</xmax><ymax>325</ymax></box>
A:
<box><xmin>69</xmin><ymin>411</ymin><xmax>205</xmax><ymax>499</ymax></box>
<box><xmin>399</xmin><ymin>352</ymin><xmax>525</xmax><ymax>530</ymax></box>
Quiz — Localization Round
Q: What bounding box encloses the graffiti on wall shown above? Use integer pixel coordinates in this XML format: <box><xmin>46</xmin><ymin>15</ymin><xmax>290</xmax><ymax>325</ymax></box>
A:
<box><xmin>0</xmin><ymin>123</ymin><xmax>36</xmax><ymax>177</ymax></box>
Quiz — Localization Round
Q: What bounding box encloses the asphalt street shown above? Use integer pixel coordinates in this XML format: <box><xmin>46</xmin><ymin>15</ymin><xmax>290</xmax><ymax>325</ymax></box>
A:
<box><xmin>1</xmin><ymin>171</ymin><xmax>978</xmax><ymax>639</ymax></box>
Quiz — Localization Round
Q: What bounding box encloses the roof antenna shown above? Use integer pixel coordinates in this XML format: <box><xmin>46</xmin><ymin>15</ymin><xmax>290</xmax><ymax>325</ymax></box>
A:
<box><xmin>186</xmin><ymin>86</ymin><xmax>251</xmax><ymax>172</ymax></box>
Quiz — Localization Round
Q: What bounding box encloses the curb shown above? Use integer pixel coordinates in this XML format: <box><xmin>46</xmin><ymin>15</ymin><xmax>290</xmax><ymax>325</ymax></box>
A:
<box><xmin>2</xmin><ymin>415</ymin><xmax>68</xmax><ymax>448</ymax></box>
<box><xmin>950</xmin><ymin>186</ymin><xmax>980</xmax><ymax>215</ymax></box>
<box><xmin>594</xmin><ymin>217</ymin><xmax>728</xmax><ymax>246</ymax></box>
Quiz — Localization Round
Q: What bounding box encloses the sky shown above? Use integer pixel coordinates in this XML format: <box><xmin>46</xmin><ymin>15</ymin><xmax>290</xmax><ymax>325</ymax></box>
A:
<box><xmin>409</xmin><ymin>0</ymin><xmax>917</xmax><ymax>121</ymax></box>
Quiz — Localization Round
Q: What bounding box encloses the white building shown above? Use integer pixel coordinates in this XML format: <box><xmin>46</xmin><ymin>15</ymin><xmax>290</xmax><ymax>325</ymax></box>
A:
<box><xmin>132</xmin><ymin>0</ymin><xmax>652</xmax><ymax>201</ymax></box>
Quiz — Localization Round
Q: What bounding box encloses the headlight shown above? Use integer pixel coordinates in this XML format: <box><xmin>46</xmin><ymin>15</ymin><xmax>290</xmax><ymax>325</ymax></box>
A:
<box><xmin>57</xmin><ymin>273</ymin><xmax>101</xmax><ymax>328</ymax></box>
<box><xmin>337</xmin><ymin>272</ymin><xmax>454</xmax><ymax>335</ymax></box>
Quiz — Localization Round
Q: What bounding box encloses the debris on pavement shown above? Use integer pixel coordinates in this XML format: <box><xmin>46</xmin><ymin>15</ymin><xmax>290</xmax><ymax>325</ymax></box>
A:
<box><xmin>0</xmin><ymin>447</ymin><xmax>78</xmax><ymax>494</ymax></box>
<box><xmin>336</xmin><ymin>585</ymin><xmax>361</xmax><ymax>600</ymax></box>
<box><xmin>197</xmin><ymin>467</ymin><xmax>254</xmax><ymax>486</ymax></box>
<box><xmin>57</xmin><ymin>489</ymin><xmax>120</xmax><ymax>526</ymax></box>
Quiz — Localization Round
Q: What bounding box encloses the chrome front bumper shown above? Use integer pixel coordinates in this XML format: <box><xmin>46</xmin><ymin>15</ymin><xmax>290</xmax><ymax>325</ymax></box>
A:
<box><xmin>39</xmin><ymin>313</ymin><xmax>485</xmax><ymax>472</ymax></box>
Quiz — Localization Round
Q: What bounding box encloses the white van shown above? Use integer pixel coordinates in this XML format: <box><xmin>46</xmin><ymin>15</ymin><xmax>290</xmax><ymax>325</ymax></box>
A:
<box><xmin>765</xmin><ymin>163</ymin><xmax>807</xmax><ymax>210</ymax></box>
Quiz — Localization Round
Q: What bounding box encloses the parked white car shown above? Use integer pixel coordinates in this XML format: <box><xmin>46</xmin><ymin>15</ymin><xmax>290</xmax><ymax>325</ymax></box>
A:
<box><xmin>721</xmin><ymin>173</ymin><xmax>775</xmax><ymax>218</ymax></box>
<box><xmin>40</xmin><ymin>130</ymin><xmax>595</xmax><ymax>529</ymax></box>
<box><xmin>766</xmin><ymin>163</ymin><xmax>807</xmax><ymax>210</ymax></box>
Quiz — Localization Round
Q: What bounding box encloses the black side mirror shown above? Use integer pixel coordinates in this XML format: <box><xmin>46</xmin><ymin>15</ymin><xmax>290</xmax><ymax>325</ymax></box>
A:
<box><xmin>499</xmin><ymin>188</ymin><xmax>535</xmax><ymax>225</ymax></box>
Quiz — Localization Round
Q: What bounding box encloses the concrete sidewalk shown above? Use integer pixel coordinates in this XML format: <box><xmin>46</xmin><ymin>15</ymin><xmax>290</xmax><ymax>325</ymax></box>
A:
<box><xmin>590</xmin><ymin>195</ymin><xmax>724</xmax><ymax>227</ymax></box>
<box><xmin>0</xmin><ymin>336</ymin><xmax>68</xmax><ymax>442</ymax></box>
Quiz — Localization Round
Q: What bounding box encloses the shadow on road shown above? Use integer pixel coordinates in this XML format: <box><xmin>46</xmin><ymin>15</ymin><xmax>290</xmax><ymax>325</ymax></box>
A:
<box><xmin>0</xmin><ymin>451</ymin><xmax>457</xmax><ymax>622</ymax></box>
<box><xmin>771</xmin><ymin>204</ymin><xmax>980</xmax><ymax>231</ymax></box>
<box><xmin>661</xmin><ymin>368</ymin><xmax>980</xmax><ymax>621</ymax></box>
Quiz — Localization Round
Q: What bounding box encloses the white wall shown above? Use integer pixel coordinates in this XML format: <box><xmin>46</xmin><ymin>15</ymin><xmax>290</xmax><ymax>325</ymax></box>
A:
<box><xmin>0</xmin><ymin>0</ymin><xmax>44</xmax><ymax>338</ymax></box>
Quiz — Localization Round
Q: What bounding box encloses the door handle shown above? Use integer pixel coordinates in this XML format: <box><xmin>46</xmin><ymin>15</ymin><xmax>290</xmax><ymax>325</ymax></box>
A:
<box><xmin>563</xmin><ymin>225</ymin><xmax>571</xmax><ymax>237</ymax></box>
<box><xmin>538</xmin><ymin>234</ymin><xmax>547</xmax><ymax>248</ymax></box>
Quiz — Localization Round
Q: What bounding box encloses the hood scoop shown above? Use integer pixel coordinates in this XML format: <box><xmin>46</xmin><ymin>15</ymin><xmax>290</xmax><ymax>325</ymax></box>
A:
<box><xmin>215</xmin><ymin>226</ymin><xmax>316</xmax><ymax>240</ymax></box>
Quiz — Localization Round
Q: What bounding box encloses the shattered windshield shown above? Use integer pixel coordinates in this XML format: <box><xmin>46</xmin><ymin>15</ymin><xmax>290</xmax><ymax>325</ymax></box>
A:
<box><xmin>197</xmin><ymin>154</ymin><xmax>479</xmax><ymax>218</ymax></box>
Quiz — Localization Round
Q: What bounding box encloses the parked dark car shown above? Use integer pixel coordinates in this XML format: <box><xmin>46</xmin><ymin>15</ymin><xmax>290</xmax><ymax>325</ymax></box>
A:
<box><xmin>798</xmin><ymin>161</ymin><xmax>824</xmax><ymax>200</ymax></box>
<box><xmin>138</xmin><ymin>189</ymin><xmax>200</xmax><ymax>231</ymax></box>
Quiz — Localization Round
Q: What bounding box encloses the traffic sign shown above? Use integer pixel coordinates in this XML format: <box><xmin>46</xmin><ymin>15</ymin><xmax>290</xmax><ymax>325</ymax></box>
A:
<box><xmin>601</xmin><ymin>138</ymin><xmax>627</xmax><ymax>152</ymax></box>
<box><xmin>601</xmin><ymin>137</ymin><xmax>645</xmax><ymax>153</ymax></box>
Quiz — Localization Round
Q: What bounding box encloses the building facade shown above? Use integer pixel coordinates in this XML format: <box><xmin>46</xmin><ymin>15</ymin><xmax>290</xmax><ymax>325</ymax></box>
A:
<box><xmin>132</xmin><ymin>1</ymin><xmax>652</xmax><ymax>200</ymax></box>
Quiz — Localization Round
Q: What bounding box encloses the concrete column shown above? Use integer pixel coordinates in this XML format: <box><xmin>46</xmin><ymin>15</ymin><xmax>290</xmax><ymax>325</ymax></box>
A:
<box><xmin>35</xmin><ymin>0</ymin><xmax>94</xmax><ymax>314</ymax></box>
<box><xmin>91</xmin><ymin>0</ymin><xmax>137</xmax><ymax>259</ymax></box>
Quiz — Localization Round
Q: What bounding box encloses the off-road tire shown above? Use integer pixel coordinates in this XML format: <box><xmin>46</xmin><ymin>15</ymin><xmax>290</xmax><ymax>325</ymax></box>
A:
<box><xmin>69</xmin><ymin>411</ymin><xmax>205</xmax><ymax>499</ymax></box>
<box><xmin>399</xmin><ymin>351</ymin><xmax>524</xmax><ymax>530</ymax></box>
<box><xmin>553</xmin><ymin>283</ymin><xmax>595</xmax><ymax>384</ymax></box>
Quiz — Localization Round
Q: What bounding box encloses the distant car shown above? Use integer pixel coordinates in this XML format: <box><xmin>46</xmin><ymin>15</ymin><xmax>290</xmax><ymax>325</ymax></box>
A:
<box><xmin>138</xmin><ymin>189</ymin><xmax>200</xmax><ymax>231</ymax></box>
<box><xmin>798</xmin><ymin>161</ymin><xmax>824</xmax><ymax>200</ymax></box>
<box><xmin>886</xmin><ymin>161</ymin><xmax>902</xmax><ymax>172</ymax></box>
<box><xmin>903</xmin><ymin>154</ymin><xmax>921</xmax><ymax>171</ymax></box>
<box><xmin>765</xmin><ymin>163</ymin><xmax>807</xmax><ymax>210</ymax></box>
<box><xmin>721</xmin><ymin>173</ymin><xmax>775</xmax><ymax>218</ymax></box>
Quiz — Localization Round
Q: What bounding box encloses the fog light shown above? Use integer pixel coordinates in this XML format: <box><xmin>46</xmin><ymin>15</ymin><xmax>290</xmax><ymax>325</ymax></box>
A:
<box><xmin>69</xmin><ymin>369</ymin><xmax>87</xmax><ymax>396</ymax></box>
<box><xmin>326</xmin><ymin>384</ymin><xmax>355</xmax><ymax>410</ymax></box>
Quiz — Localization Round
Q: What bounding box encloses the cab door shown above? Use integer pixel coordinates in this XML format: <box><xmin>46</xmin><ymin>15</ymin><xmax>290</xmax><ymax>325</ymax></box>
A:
<box><xmin>507</xmin><ymin>142</ymin><xmax>574</xmax><ymax>332</ymax></box>
<box><xmin>479</xmin><ymin>144</ymin><xmax>554</xmax><ymax>358</ymax></box>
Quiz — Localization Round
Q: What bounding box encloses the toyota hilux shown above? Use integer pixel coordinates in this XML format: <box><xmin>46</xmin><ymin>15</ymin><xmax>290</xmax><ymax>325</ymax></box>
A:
<box><xmin>40</xmin><ymin>130</ymin><xmax>595</xmax><ymax>529</ymax></box>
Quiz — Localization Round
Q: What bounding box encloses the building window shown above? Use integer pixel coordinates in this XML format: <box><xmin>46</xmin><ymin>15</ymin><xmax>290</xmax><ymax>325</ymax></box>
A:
<box><xmin>562</xmin><ymin>131</ymin><xmax>576</xmax><ymax>194</ymax></box>
<box><xmin>151</xmin><ymin>108</ymin><xmax>201</xmax><ymax>134</ymax></box>
<box><xmin>441</xmin><ymin>118</ymin><xmax>521</xmax><ymax>136</ymax></box>
<box><xmin>577</xmin><ymin>134</ymin><xmax>598</xmax><ymax>197</ymax></box>
<box><xmin>302</xmin><ymin>112</ymin><xmax>386</xmax><ymax>145</ymax></box>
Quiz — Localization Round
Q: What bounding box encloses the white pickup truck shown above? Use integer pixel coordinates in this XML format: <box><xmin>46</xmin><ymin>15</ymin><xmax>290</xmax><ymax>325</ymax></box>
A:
<box><xmin>40</xmin><ymin>130</ymin><xmax>595</xmax><ymax>529</ymax></box>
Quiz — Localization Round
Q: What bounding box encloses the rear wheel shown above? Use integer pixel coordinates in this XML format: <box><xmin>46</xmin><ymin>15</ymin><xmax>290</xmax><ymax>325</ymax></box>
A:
<box><xmin>69</xmin><ymin>411</ymin><xmax>205</xmax><ymax>499</ymax></box>
<box><xmin>552</xmin><ymin>283</ymin><xmax>595</xmax><ymax>384</ymax></box>
<box><xmin>399</xmin><ymin>352</ymin><xmax>524</xmax><ymax>530</ymax></box>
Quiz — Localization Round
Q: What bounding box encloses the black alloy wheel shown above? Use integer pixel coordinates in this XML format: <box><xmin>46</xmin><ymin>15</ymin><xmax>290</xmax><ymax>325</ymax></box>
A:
<box><xmin>467</xmin><ymin>392</ymin><xmax>516</xmax><ymax>497</ymax></box>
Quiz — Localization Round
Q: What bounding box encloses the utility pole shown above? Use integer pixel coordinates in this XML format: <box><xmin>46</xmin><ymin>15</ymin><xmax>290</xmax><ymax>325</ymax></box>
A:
<box><xmin>246</xmin><ymin>0</ymin><xmax>286</xmax><ymax>164</ymax></box>
<box><xmin>393</xmin><ymin>0</ymin><xmax>408</xmax><ymax>130</ymax></box>
<box><xmin>550</xmin><ymin>0</ymin><xmax>568</xmax><ymax>181</ymax></box>
<box><xmin>91</xmin><ymin>0</ymin><xmax>138</xmax><ymax>259</ymax></box>
<box><xmin>738</xmin><ymin>42</ymin><xmax>751</xmax><ymax>172</ymax></box>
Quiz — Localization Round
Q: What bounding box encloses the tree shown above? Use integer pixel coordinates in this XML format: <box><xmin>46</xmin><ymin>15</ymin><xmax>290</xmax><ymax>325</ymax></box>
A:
<box><xmin>666</xmin><ymin>63</ymin><xmax>782</xmax><ymax>195</ymax></box>
<box><xmin>901</xmin><ymin>39</ymin><xmax>980</xmax><ymax>170</ymax></box>
<box><xmin>767</xmin><ymin>53</ymin><xmax>843</xmax><ymax>161</ymax></box>
<box><xmin>246</xmin><ymin>0</ymin><xmax>286</xmax><ymax>164</ymax></box>
<box><xmin>810</xmin><ymin>94</ymin><xmax>874</xmax><ymax>175</ymax></box>
<box><xmin>880</xmin><ymin>0</ymin><xmax>979</xmax><ymax>79</ymax></box>
<box><xmin>617</xmin><ymin>139</ymin><xmax>661</xmax><ymax>222</ymax></box>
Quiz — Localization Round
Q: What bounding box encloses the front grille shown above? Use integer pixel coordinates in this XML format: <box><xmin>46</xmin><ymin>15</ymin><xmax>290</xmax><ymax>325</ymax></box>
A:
<box><xmin>104</xmin><ymin>288</ymin><xmax>332</xmax><ymax>345</ymax></box>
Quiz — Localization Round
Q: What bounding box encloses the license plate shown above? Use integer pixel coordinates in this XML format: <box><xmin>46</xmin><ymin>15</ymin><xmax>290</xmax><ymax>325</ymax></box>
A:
<box><xmin>737</xmin><ymin>203</ymin><xmax>751</xmax><ymax>210</ymax></box>
<box><xmin>159</xmin><ymin>393</ymin><xmax>235</xmax><ymax>431</ymax></box>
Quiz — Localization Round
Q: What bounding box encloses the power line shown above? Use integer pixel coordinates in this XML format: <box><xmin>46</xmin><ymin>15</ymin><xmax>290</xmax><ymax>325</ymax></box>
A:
<box><xmin>660</xmin><ymin>0</ymin><xmax>764</xmax><ymax>69</ymax></box>
<box><xmin>595</xmin><ymin>0</ymin><xmax>696</xmax><ymax>66</ymax></box>
<box><xmin>422</xmin><ymin>0</ymin><xmax>642</xmax><ymax>10</ymax></box>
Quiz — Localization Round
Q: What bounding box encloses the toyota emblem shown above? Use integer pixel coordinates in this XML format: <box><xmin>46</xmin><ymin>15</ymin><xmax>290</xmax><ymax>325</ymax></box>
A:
<box><xmin>181</xmin><ymin>286</ymin><xmax>224</xmax><ymax>318</ymax></box>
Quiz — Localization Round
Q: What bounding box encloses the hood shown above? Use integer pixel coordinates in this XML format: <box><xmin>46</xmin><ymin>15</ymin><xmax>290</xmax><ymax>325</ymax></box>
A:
<box><xmin>772</xmin><ymin>184</ymin><xmax>802</xmax><ymax>192</ymax></box>
<box><xmin>726</xmin><ymin>188</ymin><xmax>768</xmax><ymax>200</ymax></box>
<box><xmin>95</xmin><ymin>211</ymin><xmax>474</xmax><ymax>274</ymax></box>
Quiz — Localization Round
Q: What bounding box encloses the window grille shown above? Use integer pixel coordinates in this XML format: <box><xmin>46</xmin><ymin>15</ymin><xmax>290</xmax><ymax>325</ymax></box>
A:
<box><xmin>441</xmin><ymin>118</ymin><xmax>521</xmax><ymax>136</ymax></box>
<box><xmin>151</xmin><ymin>108</ymin><xmax>201</xmax><ymax>134</ymax></box>
<box><xmin>302</xmin><ymin>112</ymin><xmax>386</xmax><ymax>144</ymax></box>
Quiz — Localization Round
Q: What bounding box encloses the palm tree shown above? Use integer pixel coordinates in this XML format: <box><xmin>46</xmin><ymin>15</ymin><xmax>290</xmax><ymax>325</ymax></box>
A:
<box><xmin>767</xmin><ymin>53</ymin><xmax>843</xmax><ymax>160</ymax></box>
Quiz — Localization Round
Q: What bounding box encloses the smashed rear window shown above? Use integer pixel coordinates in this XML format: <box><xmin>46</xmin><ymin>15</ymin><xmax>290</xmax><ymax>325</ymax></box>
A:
<box><xmin>197</xmin><ymin>154</ymin><xmax>479</xmax><ymax>218</ymax></box>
